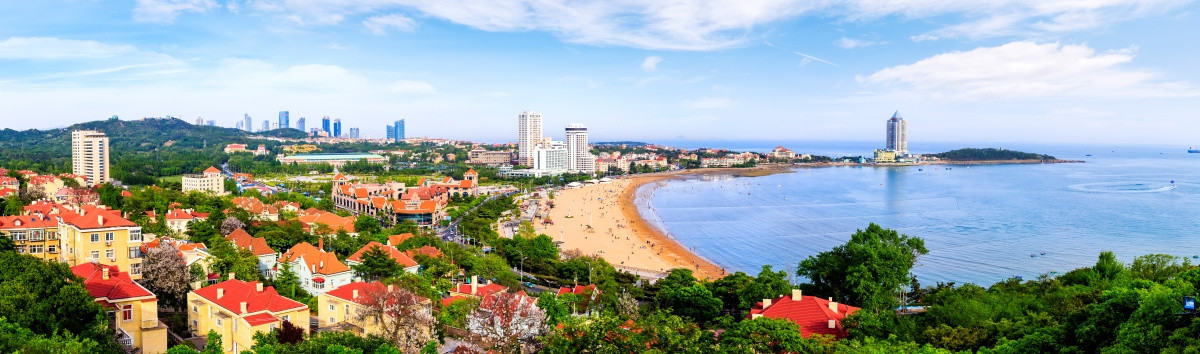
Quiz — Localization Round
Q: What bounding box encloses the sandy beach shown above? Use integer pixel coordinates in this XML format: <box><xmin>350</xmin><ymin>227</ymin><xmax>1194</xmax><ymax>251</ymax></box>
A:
<box><xmin>534</xmin><ymin>165</ymin><xmax>795</xmax><ymax>280</ymax></box>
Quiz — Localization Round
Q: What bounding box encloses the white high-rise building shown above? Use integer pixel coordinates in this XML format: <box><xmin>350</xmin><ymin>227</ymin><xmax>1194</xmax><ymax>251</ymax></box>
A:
<box><xmin>517</xmin><ymin>111</ymin><xmax>543</xmax><ymax>166</ymax></box>
<box><xmin>71</xmin><ymin>130</ymin><xmax>110</xmax><ymax>186</ymax></box>
<box><xmin>534</xmin><ymin>141</ymin><xmax>569</xmax><ymax>175</ymax></box>
<box><xmin>565</xmin><ymin>123</ymin><xmax>595</xmax><ymax>174</ymax></box>
<box><xmin>886</xmin><ymin>110</ymin><xmax>908</xmax><ymax>155</ymax></box>
<box><xmin>244</xmin><ymin>114</ymin><xmax>253</xmax><ymax>132</ymax></box>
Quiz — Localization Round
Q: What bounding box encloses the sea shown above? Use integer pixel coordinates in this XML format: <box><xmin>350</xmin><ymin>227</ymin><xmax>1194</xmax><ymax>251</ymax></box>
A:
<box><xmin>635</xmin><ymin>140</ymin><xmax>1200</xmax><ymax>286</ymax></box>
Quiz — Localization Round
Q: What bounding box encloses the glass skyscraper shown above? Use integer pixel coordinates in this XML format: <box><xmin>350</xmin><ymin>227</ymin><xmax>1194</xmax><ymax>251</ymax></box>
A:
<box><xmin>333</xmin><ymin>119</ymin><xmax>342</xmax><ymax>137</ymax></box>
<box><xmin>321</xmin><ymin>116</ymin><xmax>331</xmax><ymax>135</ymax></box>
<box><xmin>278</xmin><ymin>111</ymin><xmax>289</xmax><ymax>129</ymax></box>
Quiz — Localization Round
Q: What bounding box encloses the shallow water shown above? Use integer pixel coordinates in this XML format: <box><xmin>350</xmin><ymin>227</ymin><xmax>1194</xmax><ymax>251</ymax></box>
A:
<box><xmin>637</xmin><ymin>145</ymin><xmax>1200</xmax><ymax>286</ymax></box>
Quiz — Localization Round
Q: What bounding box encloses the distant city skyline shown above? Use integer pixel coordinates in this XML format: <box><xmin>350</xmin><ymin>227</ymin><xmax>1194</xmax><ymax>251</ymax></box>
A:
<box><xmin>1</xmin><ymin>2</ymin><xmax>1199</xmax><ymax>144</ymax></box>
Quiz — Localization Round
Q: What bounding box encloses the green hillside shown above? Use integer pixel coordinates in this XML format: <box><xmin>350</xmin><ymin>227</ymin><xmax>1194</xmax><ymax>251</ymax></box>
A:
<box><xmin>930</xmin><ymin>148</ymin><xmax>1055</xmax><ymax>161</ymax></box>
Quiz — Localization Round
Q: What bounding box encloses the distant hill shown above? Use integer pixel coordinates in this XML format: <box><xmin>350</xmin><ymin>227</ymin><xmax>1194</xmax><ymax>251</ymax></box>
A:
<box><xmin>254</xmin><ymin>128</ymin><xmax>309</xmax><ymax>139</ymax></box>
<box><xmin>594</xmin><ymin>141</ymin><xmax>650</xmax><ymax>147</ymax></box>
<box><xmin>0</xmin><ymin>117</ymin><xmax>275</xmax><ymax>184</ymax></box>
<box><xmin>930</xmin><ymin>148</ymin><xmax>1056</xmax><ymax>161</ymax></box>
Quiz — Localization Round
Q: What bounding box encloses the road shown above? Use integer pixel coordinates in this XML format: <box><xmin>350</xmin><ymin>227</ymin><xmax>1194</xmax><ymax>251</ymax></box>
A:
<box><xmin>220</xmin><ymin>163</ymin><xmax>278</xmax><ymax>194</ymax></box>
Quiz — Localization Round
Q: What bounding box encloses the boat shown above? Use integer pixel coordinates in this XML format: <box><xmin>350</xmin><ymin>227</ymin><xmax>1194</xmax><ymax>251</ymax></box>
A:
<box><xmin>1190</xmin><ymin>147</ymin><xmax>1200</xmax><ymax>153</ymax></box>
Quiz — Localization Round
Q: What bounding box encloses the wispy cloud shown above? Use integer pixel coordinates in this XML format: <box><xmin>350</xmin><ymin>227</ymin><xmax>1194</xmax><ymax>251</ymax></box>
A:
<box><xmin>763</xmin><ymin>41</ymin><xmax>837</xmax><ymax>66</ymax></box>
<box><xmin>836</xmin><ymin>37</ymin><xmax>883</xmax><ymax>49</ymax></box>
<box><xmin>363</xmin><ymin>13</ymin><xmax>418</xmax><ymax>35</ymax></box>
<box><xmin>859</xmin><ymin>41</ymin><xmax>1197</xmax><ymax>100</ymax></box>
<box><xmin>0</xmin><ymin>37</ymin><xmax>138</xmax><ymax>59</ymax></box>
<box><xmin>641</xmin><ymin>56</ymin><xmax>662</xmax><ymax>72</ymax></box>
<box><xmin>133</xmin><ymin>0</ymin><xmax>218</xmax><ymax>23</ymax></box>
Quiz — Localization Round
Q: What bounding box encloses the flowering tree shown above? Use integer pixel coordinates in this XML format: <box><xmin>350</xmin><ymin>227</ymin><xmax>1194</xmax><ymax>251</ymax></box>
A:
<box><xmin>139</xmin><ymin>243</ymin><xmax>191</xmax><ymax>310</ymax></box>
<box><xmin>467</xmin><ymin>292</ymin><xmax>546</xmax><ymax>352</ymax></box>
<box><xmin>353</xmin><ymin>284</ymin><xmax>435</xmax><ymax>352</ymax></box>
<box><xmin>219</xmin><ymin>217</ymin><xmax>246</xmax><ymax>236</ymax></box>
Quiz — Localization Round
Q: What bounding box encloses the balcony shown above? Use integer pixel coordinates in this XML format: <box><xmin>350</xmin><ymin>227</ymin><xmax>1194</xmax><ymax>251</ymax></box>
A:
<box><xmin>116</xmin><ymin>327</ymin><xmax>134</xmax><ymax>350</ymax></box>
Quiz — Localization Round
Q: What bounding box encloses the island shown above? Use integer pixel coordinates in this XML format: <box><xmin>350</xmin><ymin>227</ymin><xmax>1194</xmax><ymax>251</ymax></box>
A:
<box><xmin>929</xmin><ymin>148</ymin><xmax>1055</xmax><ymax>161</ymax></box>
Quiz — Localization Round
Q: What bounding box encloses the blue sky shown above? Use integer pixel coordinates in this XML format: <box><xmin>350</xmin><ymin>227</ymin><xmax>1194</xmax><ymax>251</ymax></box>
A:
<box><xmin>1</xmin><ymin>1</ymin><xmax>1198</xmax><ymax>145</ymax></box>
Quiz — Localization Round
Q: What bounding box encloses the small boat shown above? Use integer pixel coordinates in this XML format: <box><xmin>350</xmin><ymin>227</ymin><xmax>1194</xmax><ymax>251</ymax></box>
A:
<box><xmin>1190</xmin><ymin>147</ymin><xmax>1200</xmax><ymax>153</ymax></box>
<box><xmin>1085</xmin><ymin>154</ymin><xmax>1092</xmax><ymax>156</ymax></box>
<box><xmin>1040</xmin><ymin>252</ymin><xmax>1046</xmax><ymax>255</ymax></box>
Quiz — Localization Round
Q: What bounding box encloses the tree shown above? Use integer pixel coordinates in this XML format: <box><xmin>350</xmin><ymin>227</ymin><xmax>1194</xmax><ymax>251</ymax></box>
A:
<box><xmin>275</xmin><ymin>263</ymin><xmax>301</xmax><ymax>298</ymax></box>
<box><xmin>537</xmin><ymin>292</ymin><xmax>570</xmax><ymax>324</ymax></box>
<box><xmin>0</xmin><ymin>252</ymin><xmax>116</xmax><ymax>350</ymax></box>
<box><xmin>1129</xmin><ymin>254</ymin><xmax>1188</xmax><ymax>283</ymax></box>
<box><xmin>797</xmin><ymin>223</ymin><xmax>927</xmax><ymax>312</ymax></box>
<box><xmin>354</xmin><ymin>215</ymin><xmax>382</xmax><ymax>235</ymax></box>
<box><xmin>277</xmin><ymin>320</ymin><xmax>306</xmax><ymax>344</ymax></box>
<box><xmin>467</xmin><ymin>292</ymin><xmax>545</xmax><ymax>352</ymax></box>
<box><xmin>656</xmin><ymin>283</ymin><xmax>722</xmax><ymax>324</ymax></box>
<box><xmin>352</xmin><ymin>245</ymin><xmax>402</xmax><ymax>281</ymax></box>
<box><xmin>719</xmin><ymin>317</ymin><xmax>825</xmax><ymax>353</ymax></box>
<box><xmin>219</xmin><ymin>217</ymin><xmax>246</xmax><ymax>236</ymax></box>
<box><xmin>353</xmin><ymin>284</ymin><xmax>434</xmax><ymax>353</ymax></box>
<box><xmin>1092</xmin><ymin>251</ymin><xmax>1125</xmax><ymax>284</ymax></box>
<box><xmin>3</xmin><ymin>196</ymin><xmax>22</xmax><ymax>216</ymax></box>
<box><xmin>0</xmin><ymin>236</ymin><xmax>13</xmax><ymax>253</ymax></box>
<box><xmin>709</xmin><ymin>271</ymin><xmax>753</xmax><ymax>314</ymax></box>
<box><xmin>139</xmin><ymin>243</ymin><xmax>192</xmax><ymax>310</ymax></box>
<box><xmin>738</xmin><ymin>265</ymin><xmax>794</xmax><ymax>312</ymax></box>
<box><xmin>203</xmin><ymin>330</ymin><xmax>223</xmax><ymax>354</ymax></box>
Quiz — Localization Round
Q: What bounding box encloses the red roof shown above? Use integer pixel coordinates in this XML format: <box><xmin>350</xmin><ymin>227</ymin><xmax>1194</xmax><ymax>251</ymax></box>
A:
<box><xmin>405</xmin><ymin>245</ymin><xmax>443</xmax><ymax>259</ymax></box>
<box><xmin>452</xmin><ymin>282</ymin><xmax>507</xmax><ymax>298</ymax></box>
<box><xmin>203</xmin><ymin>166</ymin><xmax>221</xmax><ymax>174</ymax></box>
<box><xmin>0</xmin><ymin>214</ymin><xmax>59</xmax><ymax>230</ymax></box>
<box><xmin>746</xmin><ymin>294</ymin><xmax>860</xmax><ymax>339</ymax></box>
<box><xmin>244</xmin><ymin>312</ymin><xmax>281</xmax><ymax>326</ymax></box>
<box><xmin>165</xmin><ymin>208</ymin><xmax>209</xmax><ymax>220</ymax></box>
<box><xmin>441</xmin><ymin>295</ymin><xmax>469</xmax><ymax>307</ymax></box>
<box><xmin>120</xmin><ymin>190</ymin><xmax>132</xmax><ymax>197</ymax></box>
<box><xmin>63</xmin><ymin>208</ymin><xmax>137</xmax><ymax>229</ymax></box>
<box><xmin>71</xmin><ymin>263</ymin><xmax>155</xmax><ymax>302</ymax></box>
<box><xmin>346</xmin><ymin>242</ymin><xmax>418</xmax><ymax>268</ymax></box>
<box><xmin>225</xmin><ymin>228</ymin><xmax>276</xmax><ymax>256</ymax></box>
<box><xmin>326</xmin><ymin>281</ymin><xmax>387</xmax><ymax>303</ymax></box>
<box><xmin>279</xmin><ymin>242</ymin><xmax>351</xmax><ymax>275</ymax></box>
<box><xmin>386</xmin><ymin>233</ymin><xmax>414</xmax><ymax>247</ymax></box>
<box><xmin>193</xmin><ymin>279</ymin><xmax>306</xmax><ymax>315</ymax></box>
<box><xmin>556</xmin><ymin>284</ymin><xmax>598</xmax><ymax>297</ymax></box>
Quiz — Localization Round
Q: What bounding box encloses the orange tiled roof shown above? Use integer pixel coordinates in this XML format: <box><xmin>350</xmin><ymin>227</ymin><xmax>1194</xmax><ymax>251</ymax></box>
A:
<box><xmin>193</xmin><ymin>279</ymin><xmax>306</xmax><ymax>315</ymax></box>
<box><xmin>746</xmin><ymin>294</ymin><xmax>860</xmax><ymax>339</ymax></box>
<box><xmin>386</xmin><ymin>233</ymin><xmax>414</xmax><ymax>247</ymax></box>
<box><xmin>346</xmin><ymin>242</ymin><xmax>418</xmax><ymax>268</ymax></box>
<box><xmin>225</xmin><ymin>228</ymin><xmax>276</xmax><ymax>256</ymax></box>
<box><xmin>71</xmin><ymin>263</ymin><xmax>155</xmax><ymax>302</ymax></box>
<box><xmin>280</xmin><ymin>242</ymin><xmax>351</xmax><ymax>275</ymax></box>
<box><xmin>203</xmin><ymin>166</ymin><xmax>221</xmax><ymax>173</ymax></box>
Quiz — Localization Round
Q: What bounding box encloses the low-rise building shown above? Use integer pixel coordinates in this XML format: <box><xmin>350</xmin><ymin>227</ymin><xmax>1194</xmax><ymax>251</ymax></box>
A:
<box><xmin>0</xmin><ymin>214</ymin><xmax>60</xmax><ymax>260</ymax></box>
<box><xmin>188</xmin><ymin>279</ymin><xmax>310</xmax><ymax>353</ymax></box>
<box><xmin>873</xmin><ymin>149</ymin><xmax>897</xmax><ymax>163</ymax></box>
<box><xmin>224</xmin><ymin>144</ymin><xmax>248</xmax><ymax>154</ymax></box>
<box><xmin>468</xmin><ymin>147</ymin><xmax>514</xmax><ymax>166</ymax></box>
<box><xmin>316</xmin><ymin>282</ymin><xmax>432</xmax><ymax>334</ymax></box>
<box><xmin>58</xmin><ymin>206</ymin><xmax>146</xmax><ymax>280</ymax></box>
<box><xmin>72</xmin><ymin>263</ymin><xmax>168</xmax><ymax>354</ymax></box>
<box><xmin>225</xmin><ymin>229</ymin><xmax>277</xmax><ymax>278</ymax></box>
<box><xmin>345</xmin><ymin>242</ymin><xmax>420</xmax><ymax>274</ymax></box>
<box><xmin>279</xmin><ymin>241</ymin><xmax>353</xmax><ymax>294</ymax></box>
<box><xmin>162</xmin><ymin>208</ymin><xmax>209</xmax><ymax>235</ymax></box>
<box><xmin>182</xmin><ymin>166</ymin><xmax>226</xmax><ymax>195</ymax></box>
<box><xmin>229</xmin><ymin>196</ymin><xmax>279</xmax><ymax>221</ymax></box>
<box><xmin>746</xmin><ymin>290</ymin><xmax>860</xmax><ymax>339</ymax></box>
<box><xmin>277</xmin><ymin>153</ymin><xmax>387</xmax><ymax>167</ymax></box>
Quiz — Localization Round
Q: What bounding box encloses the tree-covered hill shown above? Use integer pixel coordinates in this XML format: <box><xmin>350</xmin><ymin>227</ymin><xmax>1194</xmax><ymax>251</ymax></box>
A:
<box><xmin>930</xmin><ymin>148</ymin><xmax>1055</xmax><ymax>161</ymax></box>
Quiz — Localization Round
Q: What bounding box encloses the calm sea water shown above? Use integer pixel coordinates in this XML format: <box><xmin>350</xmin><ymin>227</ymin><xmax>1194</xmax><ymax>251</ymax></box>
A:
<box><xmin>637</xmin><ymin>142</ymin><xmax>1200</xmax><ymax>286</ymax></box>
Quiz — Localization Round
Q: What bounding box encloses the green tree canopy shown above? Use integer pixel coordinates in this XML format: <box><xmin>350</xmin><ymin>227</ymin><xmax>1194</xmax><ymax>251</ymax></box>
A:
<box><xmin>797</xmin><ymin>223</ymin><xmax>927</xmax><ymax>312</ymax></box>
<box><xmin>352</xmin><ymin>245</ymin><xmax>402</xmax><ymax>281</ymax></box>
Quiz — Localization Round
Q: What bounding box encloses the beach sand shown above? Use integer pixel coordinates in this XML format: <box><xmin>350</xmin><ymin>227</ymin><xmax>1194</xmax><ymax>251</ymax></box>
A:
<box><xmin>533</xmin><ymin>165</ymin><xmax>794</xmax><ymax>280</ymax></box>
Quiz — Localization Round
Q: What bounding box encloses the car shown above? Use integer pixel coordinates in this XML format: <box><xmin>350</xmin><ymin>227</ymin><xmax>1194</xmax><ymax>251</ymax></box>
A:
<box><xmin>523</xmin><ymin>282</ymin><xmax>535</xmax><ymax>288</ymax></box>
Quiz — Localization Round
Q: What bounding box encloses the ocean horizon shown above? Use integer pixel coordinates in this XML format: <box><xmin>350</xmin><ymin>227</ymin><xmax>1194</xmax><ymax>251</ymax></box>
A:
<box><xmin>636</xmin><ymin>143</ymin><xmax>1200</xmax><ymax>287</ymax></box>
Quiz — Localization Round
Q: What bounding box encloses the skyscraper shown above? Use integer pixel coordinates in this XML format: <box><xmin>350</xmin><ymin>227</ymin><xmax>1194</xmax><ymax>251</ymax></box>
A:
<box><xmin>206</xmin><ymin>120</ymin><xmax>215</xmax><ymax>126</ymax></box>
<box><xmin>297</xmin><ymin>117</ymin><xmax>306</xmax><ymax>132</ymax></box>
<box><xmin>886</xmin><ymin>110</ymin><xmax>908</xmax><ymax>155</ymax></box>
<box><xmin>333</xmin><ymin>119</ymin><xmax>342</xmax><ymax>137</ymax></box>
<box><xmin>348</xmin><ymin>127</ymin><xmax>360</xmax><ymax>139</ymax></box>
<box><xmin>518</xmin><ymin>111</ymin><xmax>543</xmax><ymax>166</ymax></box>
<box><xmin>393</xmin><ymin>119</ymin><xmax>405</xmax><ymax>141</ymax></box>
<box><xmin>235</xmin><ymin>121</ymin><xmax>244</xmax><ymax>130</ymax></box>
<box><xmin>278</xmin><ymin>111</ymin><xmax>290</xmax><ymax>129</ymax></box>
<box><xmin>322</xmin><ymin>116</ymin><xmax>332</xmax><ymax>135</ymax></box>
<box><xmin>195</xmin><ymin>117</ymin><xmax>203</xmax><ymax>125</ymax></box>
<box><xmin>71</xmin><ymin>130</ymin><xmax>110</xmax><ymax>186</ymax></box>
<box><xmin>386</xmin><ymin>125</ymin><xmax>394</xmax><ymax>140</ymax></box>
<box><xmin>262</xmin><ymin>120</ymin><xmax>270</xmax><ymax>132</ymax></box>
<box><xmin>565</xmin><ymin>123</ymin><xmax>595</xmax><ymax>174</ymax></box>
<box><xmin>244</xmin><ymin>114</ymin><xmax>253</xmax><ymax>132</ymax></box>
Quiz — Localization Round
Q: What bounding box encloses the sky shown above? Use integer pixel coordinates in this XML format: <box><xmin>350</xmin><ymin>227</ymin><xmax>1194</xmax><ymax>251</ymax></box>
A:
<box><xmin>1</xmin><ymin>1</ymin><xmax>1199</xmax><ymax>145</ymax></box>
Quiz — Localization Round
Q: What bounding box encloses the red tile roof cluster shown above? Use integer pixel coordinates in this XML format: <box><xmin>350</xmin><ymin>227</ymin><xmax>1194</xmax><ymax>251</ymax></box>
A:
<box><xmin>231</xmin><ymin>196</ymin><xmax>279</xmax><ymax>216</ymax></box>
<box><xmin>225</xmin><ymin>228</ymin><xmax>276</xmax><ymax>256</ymax></box>
<box><xmin>746</xmin><ymin>293</ymin><xmax>860</xmax><ymax>339</ymax></box>
<box><xmin>71</xmin><ymin>263</ymin><xmax>155</xmax><ymax>303</ymax></box>
<box><xmin>0</xmin><ymin>214</ymin><xmax>58</xmax><ymax>230</ymax></box>
<box><xmin>0</xmin><ymin>176</ymin><xmax>19</xmax><ymax>186</ymax></box>
<box><xmin>279</xmin><ymin>242</ymin><xmax>350</xmax><ymax>275</ymax></box>
<box><xmin>296</xmin><ymin>209</ymin><xmax>355</xmax><ymax>234</ymax></box>
<box><xmin>325</xmin><ymin>281</ymin><xmax>386</xmax><ymax>303</ymax></box>
<box><xmin>405</xmin><ymin>245</ymin><xmax>443</xmax><ymax>259</ymax></box>
<box><xmin>346</xmin><ymin>242</ymin><xmax>418</xmax><ymax>268</ymax></box>
<box><xmin>452</xmin><ymin>282</ymin><xmax>507</xmax><ymax>299</ymax></box>
<box><xmin>193</xmin><ymin>279</ymin><xmax>306</xmax><ymax>317</ymax></box>
<box><xmin>164</xmin><ymin>208</ymin><xmax>209</xmax><ymax>220</ymax></box>
<box><xmin>555</xmin><ymin>284</ymin><xmax>598</xmax><ymax>297</ymax></box>
<box><xmin>0</xmin><ymin>188</ymin><xmax>16</xmax><ymax>198</ymax></box>
<box><xmin>386</xmin><ymin>233</ymin><xmax>414</xmax><ymax>247</ymax></box>
<box><xmin>441</xmin><ymin>295</ymin><xmax>469</xmax><ymax>307</ymax></box>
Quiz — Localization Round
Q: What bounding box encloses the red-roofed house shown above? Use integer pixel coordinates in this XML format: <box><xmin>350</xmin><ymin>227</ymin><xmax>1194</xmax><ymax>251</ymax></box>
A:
<box><xmin>59</xmin><ymin>207</ymin><xmax>147</xmax><ymax>280</ymax></box>
<box><xmin>295</xmin><ymin>208</ymin><xmax>355</xmax><ymax>235</ymax></box>
<box><xmin>163</xmin><ymin>208</ymin><xmax>210</xmax><ymax>235</ymax></box>
<box><xmin>556</xmin><ymin>284</ymin><xmax>601</xmax><ymax>315</ymax></box>
<box><xmin>72</xmin><ymin>263</ymin><xmax>168</xmax><ymax>353</ymax></box>
<box><xmin>225</xmin><ymin>228</ymin><xmax>278</xmax><ymax>277</ymax></box>
<box><xmin>386</xmin><ymin>233</ymin><xmax>414</xmax><ymax>247</ymax></box>
<box><xmin>746</xmin><ymin>290</ymin><xmax>860</xmax><ymax>339</ymax></box>
<box><xmin>279</xmin><ymin>241</ymin><xmax>353</xmax><ymax>294</ymax></box>
<box><xmin>316</xmin><ymin>282</ymin><xmax>432</xmax><ymax>336</ymax></box>
<box><xmin>345</xmin><ymin>242</ymin><xmax>420</xmax><ymax>274</ymax></box>
<box><xmin>405</xmin><ymin>245</ymin><xmax>444</xmax><ymax>259</ymax></box>
<box><xmin>188</xmin><ymin>279</ymin><xmax>309</xmax><ymax>353</ymax></box>
<box><xmin>0</xmin><ymin>213</ymin><xmax>61</xmax><ymax>261</ymax></box>
<box><xmin>449</xmin><ymin>275</ymin><xmax>508</xmax><ymax>300</ymax></box>
<box><xmin>230</xmin><ymin>196</ymin><xmax>279</xmax><ymax>221</ymax></box>
<box><xmin>224</xmin><ymin>144</ymin><xmax>248</xmax><ymax>154</ymax></box>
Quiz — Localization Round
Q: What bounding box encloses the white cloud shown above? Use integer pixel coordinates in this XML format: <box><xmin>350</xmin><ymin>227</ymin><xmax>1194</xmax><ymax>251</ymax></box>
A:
<box><xmin>835</xmin><ymin>37</ymin><xmax>882</xmax><ymax>49</ymax></box>
<box><xmin>686</xmin><ymin>97</ymin><xmax>734</xmax><ymax>109</ymax></box>
<box><xmin>641</xmin><ymin>56</ymin><xmax>662</xmax><ymax>72</ymax></box>
<box><xmin>389</xmin><ymin>80</ymin><xmax>437</xmax><ymax>94</ymax></box>
<box><xmin>363</xmin><ymin>13</ymin><xmax>418</xmax><ymax>35</ymax></box>
<box><xmin>133</xmin><ymin>0</ymin><xmax>219</xmax><ymax>23</ymax></box>
<box><xmin>859</xmin><ymin>41</ymin><xmax>1197</xmax><ymax>100</ymax></box>
<box><xmin>0</xmin><ymin>37</ymin><xmax>138</xmax><ymax>59</ymax></box>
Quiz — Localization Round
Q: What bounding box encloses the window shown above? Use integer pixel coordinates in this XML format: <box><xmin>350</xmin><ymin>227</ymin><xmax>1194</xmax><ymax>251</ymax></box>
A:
<box><xmin>29</xmin><ymin>245</ymin><xmax>43</xmax><ymax>253</ymax></box>
<box><xmin>344</xmin><ymin>305</ymin><xmax>349</xmax><ymax>317</ymax></box>
<box><xmin>328</xmin><ymin>305</ymin><xmax>334</xmax><ymax>311</ymax></box>
<box><xmin>192</xmin><ymin>305</ymin><xmax>198</xmax><ymax>313</ymax></box>
<box><xmin>329</xmin><ymin>317</ymin><xmax>334</xmax><ymax>324</ymax></box>
<box><xmin>105</xmin><ymin>249</ymin><xmax>114</xmax><ymax>260</ymax></box>
<box><xmin>282</xmin><ymin>315</ymin><xmax>289</xmax><ymax>322</ymax></box>
<box><xmin>192</xmin><ymin>320</ymin><xmax>197</xmax><ymax>328</ymax></box>
<box><xmin>47</xmin><ymin>231</ymin><xmax>57</xmax><ymax>240</ymax></box>
<box><xmin>129</xmin><ymin>247</ymin><xmax>142</xmax><ymax>259</ymax></box>
<box><xmin>216</xmin><ymin>318</ymin><xmax>222</xmax><ymax>327</ymax></box>
<box><xmin>105</xmin><ymin>232</ymin><xmax>114</xmax><ymax>242</ymax></box>
<box><xmin>15</xmin><ymin>246</ymin><xmax>25</xmax><ymax>254</ymax></box>
<box><xmin>129</xmin><ymin>229</ymin><xmax>142</xmax><ymax>242</ymax></box>
<box><xmin>130</xmin><ymin>263</ymin><xmax>141</xmax><ymax>275</ymax></box>
<box><xmin>270</xmin><ymin>324</ymin><xmax>277</xmax><ymax>331</ymax></box>
<box><xmin>90</xmin><ymin>250</ymin><xmax>100</xmax><ymax>261</ymax></box>
<box><xmin>29</xmin><ymin>230</ymin><xmax>43</xmax><ymax>242</ymax></box>
<box><xmin>47</xmin><ymin>245</ymin><xmax>56</xmax><ymax>253</ymax></box>
<box><xmin>11</xmin><ymin>231</ymin><xmax>26</xmax><ymax>241</ymax></box>
<box><xmin>90</xmin><ymin>233</ymin><xmax>99</xmax><ymax>243</ymax></box>
<box><xmin>122</xmin><ymin>305</ymin><xmax>132</xmax><ymax>321</ymax></box>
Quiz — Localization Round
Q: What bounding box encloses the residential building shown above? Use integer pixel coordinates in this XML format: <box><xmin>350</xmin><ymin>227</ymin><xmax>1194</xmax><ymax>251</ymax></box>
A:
<box><xmin>278</xmin><ymin>111</ymin><xmax>289</xmax><ymax>130</ymax></box>
<box><xmin>58</xmin><ymin>206</ymin><xmax>146</xmax><ymax>280</ymax></box>
<box><xmin>206</xmin><ymin>120</ymin><xmax>215</xmax><ymax>126</ymax></box>
<box><xmin>746</xmin><ymin>290</ymin><xmax>860</xmax><ymax>339</ymax></box>
<box><xmin>182</xmin><ymin>166</ymin><xmax>226</xmax><ymax>195</ymax></box>
<box><xmin>244</xmin><ymin>114</ymin><xmax>253</xmax><ymax>133</ymax></box>
<box><xmin>72</xmin><ymin>263</ymin><xmax>168</xmax><ymax>354</ymax></box>
<box><xmin>295</xmin><ymin>208</ymin><xmax>356</xmax><ymax>235</ymax></box>
<box><xmin>296</xmin><ymin>117</ymin><xmax>306</xmax><ymax>132</ymax></box>
<box><xmin>886</xmin><ymin>110</ymin><xmax>908</xmax><ymax>155</ymax></box>
<box><xmin>277</xmin><ymin>153</ymin><xmax>387</xmax><ymax>167</ymax></box>
<box><xmin>196</xmin><ymin>117</ymin><xmax>203</xmax><ymax>125</ymax></box>
<box><xmin>333</xmin><ymin>118</ymin><xmax>342</xmax><ymax>137</ymax></box>
<box><xmin>330</xmin><ymin>170</ymin><xmax>476</xmax><ymax>227</ymax></box>
<box><xmin>517</xmin><ymin>111</ymin><xmax>543</xmax><ymax>166</ymax></box>
<box><xmin>71</xmin><ymin>130</ymin><xmax>110</xmax><ymax>186</ymax></box>
<box><xmin>279</xmin><ymin>241</ymin><xmax>353</xmax><ymax>294</ymax></box>
<box><xmin>141</xmin><ymin>237</ymin><xmax>212</xmax><ymax>288</ymax></box>
<box><xmin>224</xmin><ymin>144</ymin><xmax>248</xmax><ymax>154</ymax></box>
<box><xmin>770</xmin><ymin>146</ymin><xmax>796</xmax><ymax>160</ymax></box>
<box><xmin>225</xmin><ymin>228</ymin><xmax>278</xmax><ymax>278</ymax></box>
<box><xmin>468</xmin><ymin>147</ymin><xmax>514</xmax><ymax>166</ymax></box>
<box><xmin>873</xmin><ymin>149</ymin><xmax>897</xmax><ymax>163</ymax></box>
<box><xmin>321</xmin><ymin>116</ymin><xmax>331</xmax><ymax>135</ymax></box>
<box><xmin>533</xmin><ymin>141</ymin><xmax>569</xmax><ymax>175</ymax></box>
<box><xmin>317</xmin><ymin>282</ymin><xmax>431</xmax><ymax>335</ymax></box>
<box><xmin>188</xmin><ymin>279</ymin><xmax>309</xmax><ymax>354</ymax></box>
<box><xmin>229</xmin><ymin>196</ymin><xmax>280</xmax><ymax>221</ymax></box>
<box><xmin>345</xmin><ymin>242</ymin><xmax>420</xmax><ymax>274</ymax></box>
<box><xmin>0</xmin><ymin>214</ymin><xmax>61</xmax><ymax>261</ymax></box>
<box><xmin>161</xmin><ymin>208</ymin><xmax>209</xmax><ymax>235</ymax></box>
<box><xmin>254</xmin><ymin>145</ymin><xmax>269</xmax><ymax>156</ymax></box>
<box><xmin>565</xmin><ymin>123</ymin><xmax>595</xmax><ymax>174</ymax></box>
<box><xmin>449</xmin><ymin>276</ymin><xmax>507</xmax><ymax>300</ymax></box>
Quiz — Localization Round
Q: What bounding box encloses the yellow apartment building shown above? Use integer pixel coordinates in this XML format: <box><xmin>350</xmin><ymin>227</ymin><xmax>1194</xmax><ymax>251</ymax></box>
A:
<box><xmin>72</xmin><ymin>263</ymin><xmax>168</xmax><ymax>354</ymax></box>
<box><xmin>0</xmin><ymin>214</ymin><xmax>61</xmax><ymax>261</ymax></box>
<box><xmin>58</xmin><ymin>207</ymin><xmax>147</xmax><ymax>280</ymax></box>
<box><xmin>187</xmin><ymin>279</ymin><xmax>310</xmax><ymax>354</ymax></box>
<box><xmin>317</xmin><ymin>281</ymin><xmax>431</xmax><ymax>336</ymax></box>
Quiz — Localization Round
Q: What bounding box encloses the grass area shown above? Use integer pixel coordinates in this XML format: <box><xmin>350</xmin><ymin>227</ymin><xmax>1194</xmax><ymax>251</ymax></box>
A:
<box><xmin>157</xmin><ymin>175</ymin><xmax>182</xmax><ymax>184</ymax></box>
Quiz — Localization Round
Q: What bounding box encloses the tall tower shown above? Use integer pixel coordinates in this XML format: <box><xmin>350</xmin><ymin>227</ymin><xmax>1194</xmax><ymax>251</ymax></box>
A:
<box><xmin>395</xmin><ymin>119</ymin><xmax>405</xmax><ymax>141</ymax></box>
<box><xmin>333</xmin><ymin>119</ymin><xmax>342</xmax><ymax>137</ymax></box>
<box><xmin>886</xmin><ymin>110</ymin><xmax>908</xmax><ymax>155</ymax></box>
<box><xmin>262</xmin><ymin>120</ymin><xmax>270</xmax><ymax>132</ymax></box>
<box><xmin>518</xmin><ymin>111</ymin><xmax>543</xmax><ymax>166</ymax></box>
<box><xmin>278</xmin><ymin>111</ymin><xmax>290</xmax><ymax>129</ymax></box>
<box><xmin>244</xmin><ymin>114</ymin><xmax>253</xmax><ymax>132</ymax></box>
<box><xmin>297</xmin><ymin>117</ymin><xmax>306</xmax><ymax>132</ymax></box>
<box><xmin>71</xmin><ymin>130</ymin><xmax>110</xmax><ymax>186</ymax></box>
<box><xmin>565</xmin><ymin>123</ymin><xmax>594</xmax><ymax>174</ymax></box>
<box><xmin>322</xmin><ymin>116</ymin><xmax>332</xmax><ymax>135</ymax></box>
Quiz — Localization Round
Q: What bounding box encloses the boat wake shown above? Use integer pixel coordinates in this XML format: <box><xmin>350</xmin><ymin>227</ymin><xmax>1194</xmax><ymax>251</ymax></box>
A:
<box><xmin>1068</xmin><ymin>181</ymin><xmax>1179</xmax><ymax>193</ymax></box>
